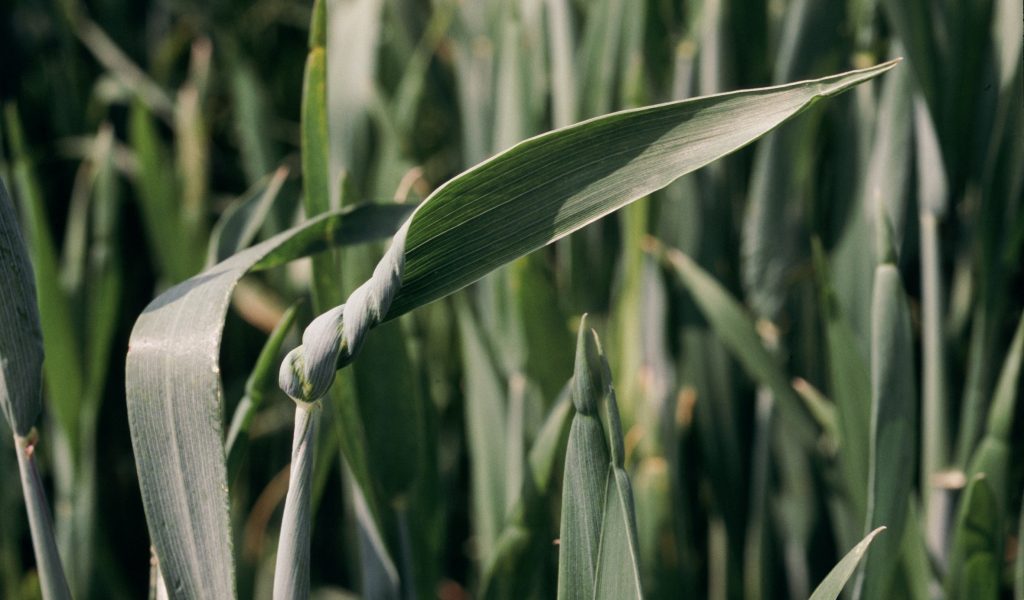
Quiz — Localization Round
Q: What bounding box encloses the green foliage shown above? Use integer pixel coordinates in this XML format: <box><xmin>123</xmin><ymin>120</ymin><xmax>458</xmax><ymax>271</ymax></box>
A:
<box><xmin>1</xmin><ymin>0</ymin><xmax>1021</xmax><ymax>598</ymax></box>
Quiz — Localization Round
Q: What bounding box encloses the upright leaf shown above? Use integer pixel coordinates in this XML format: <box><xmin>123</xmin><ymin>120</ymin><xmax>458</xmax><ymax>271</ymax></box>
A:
<box><xmin>853</xmin><ymin>264</ymin><xmax>917</xmax><ymax>600</ymax></box>
<box><xmin>558</xmin><ymin>318</ymin><xmax>612</xmax><ymax>598</ymax></box>
<box><xmin>965</xmin><ymin>313</ymin><xmax>1024</xmax><ymax>510</ymax></box>
<box><xmin>811</xmin><ymin>239</ymin><xmax>870</xmax><ymax>534</ymax></box>
<box><xmin>3</xmin><ymin>104</ymin><xmax>84</xmax><ymax>447</ymax></box>
<box><xmin>0</xmin><ymin>179</ymin><xmax>70</xmax><ymax>599</ymax></box>
<box><xmin>456</xmin><ymin>298</ymin><xmax>508</xmax><ymax>564</ymax></box>
<box><xmin>0</xmin><ymin>180</ymin><xmax>43</xmax><ymax>436</ymax></box>
<box><xmin>946</xmin><ymin>476</ymin><xmax>1001</xmax><ymax>600</ymax></box>
<box><xmin>557</xmin><ymin>317</ymin><xmax>642</xmax><ymax>599</ymax></box>
<box><xmin>272</xmin><ymin>404</ymin><xmax>319</xmax><ymax>600</ymax></box>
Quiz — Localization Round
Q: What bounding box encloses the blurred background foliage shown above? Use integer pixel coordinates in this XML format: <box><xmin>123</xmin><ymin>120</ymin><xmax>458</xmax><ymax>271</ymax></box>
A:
<box><xmin>0</xmin><ymin>0</ymin><xmax>1021</xmax><ymax>598</ymax></box>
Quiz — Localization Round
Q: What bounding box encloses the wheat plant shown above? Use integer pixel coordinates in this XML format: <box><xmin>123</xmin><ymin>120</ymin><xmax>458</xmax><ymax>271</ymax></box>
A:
<box><xmin>0</xmin><ymin>0</ymin><xmax>1021</xmax><ymax>598</ymax></box>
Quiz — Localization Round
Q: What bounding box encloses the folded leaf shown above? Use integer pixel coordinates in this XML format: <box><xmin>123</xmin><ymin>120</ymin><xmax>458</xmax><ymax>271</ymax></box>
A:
<box><xmin>125</xmin><ymin>204</ymin><xmax>412</xmax><ymax>599</ymax></box>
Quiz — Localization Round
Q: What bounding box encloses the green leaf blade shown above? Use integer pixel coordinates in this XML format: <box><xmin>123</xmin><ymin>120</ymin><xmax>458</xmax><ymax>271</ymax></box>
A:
<box><xmin>558</xmin><ymin>317</ymin><xmax>642</xmax><ymax>600</ymax></box>
<box><xmin>592</xmin><ymin>468</ymin><xmax>643</xmax><ymax>600</ymax></box>
<box><xmin>384</xmin><ymin>61</ymin><xmax>899</xmax><ymax>319</ymax></box>
<box><xmin>809</xmin><ymin>527</ymin><xmax>885</xmax><ymax>600</ymax></box>
<box><xmin>947</xmin><ymin>476</ymin><xmax>1001</xmax><ymax>600</ymax></box>
<box><xmin>125</xmin><ymin>205</ymin><xmax>411</xmax><ymax>599</ymax></box>
<box><xmin>558</xmin><ymin>320</ymin><xmax>612</xmax><ymax>599</ymax></box>
<box><xmin>855</xmin><ymin>264</ymin><xmax>917</xmax><ymax>600</ymax></box>
<box><xmin>0</xmin><ymin>180</ymin><xmax>43</xmax><ymax>436</ymax></box>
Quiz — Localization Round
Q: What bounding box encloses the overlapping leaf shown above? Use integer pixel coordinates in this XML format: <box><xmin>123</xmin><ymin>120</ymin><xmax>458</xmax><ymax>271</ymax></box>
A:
<box><xmin>124</xmin><ymin>204</ymin><xmax>412</xmax><ymax>599</ymax></box>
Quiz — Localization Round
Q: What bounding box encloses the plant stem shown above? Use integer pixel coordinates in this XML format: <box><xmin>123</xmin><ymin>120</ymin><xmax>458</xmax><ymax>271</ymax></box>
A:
<box><xmin>919</xmin><ymin>211</ymin><xmax>950</xmax><ymax>562</ymax></box>
<box><xmin>14</xmin><ymin>431</ymin><xmax>71</xmax><ymax>600</ymax></box>
<box><xmin>273</xmin><ymin>403</ymin><xmax>319</xmax><ymax>600</ymax></box>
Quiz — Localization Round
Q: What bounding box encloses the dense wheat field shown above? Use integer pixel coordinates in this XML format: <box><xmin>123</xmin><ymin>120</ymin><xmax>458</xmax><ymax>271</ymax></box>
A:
<box><xmin>0</xmin><ymin>0</ymin><xmax>1021</xmax><ymax>598</ymax></box>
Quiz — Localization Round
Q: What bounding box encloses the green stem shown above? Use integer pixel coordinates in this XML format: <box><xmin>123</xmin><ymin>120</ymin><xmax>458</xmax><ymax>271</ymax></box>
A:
<box><xmin>273</xmin><ymin>403</ymin><xmax>320</xmax><ymax>600</ymax></box>
<box><xmin>919</xmin><ymin>211</ymin><xmax>949</xmax><ymax>560</ymax></box>
<box><xmin>15</xmin><ymin>431</ymin><xmax>71</xmax><ymax>600</ymax></box>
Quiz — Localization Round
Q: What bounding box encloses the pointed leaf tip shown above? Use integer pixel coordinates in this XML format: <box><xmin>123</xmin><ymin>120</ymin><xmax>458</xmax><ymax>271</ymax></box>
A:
<box><xmin>572</xmin><ymin>316</ymin><xmax>604</xmax><ymax>416</ymax></box>
<box><xmin>810</xmin><ymin>527</ymin><xmax>886</xmax><ymax>600</ymax></box>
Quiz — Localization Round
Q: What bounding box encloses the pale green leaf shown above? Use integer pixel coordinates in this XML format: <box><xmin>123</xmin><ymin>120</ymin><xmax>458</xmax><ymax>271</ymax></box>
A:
<box><xmin>811</xmin><ymin>238</ymin><xmax>870</xmax><ymax>527</ymax></box>
<box><xmin>229</xmin><ymin>59</ymin><xmax>275</xmax><ymax>185</ymax></box>
<box><xmin>15</xmin><ymin>435</ymin><xmax>71</xmax><ymax>600</ymax></box>
<box><xmin>456</xmin><ymin>296</ymin><xmax>508</xmax><ymax>564</ymax></box>
<box><xmin>478</xmin><ymin>390</ymin><xmax>572</xmax><ymax>599</ymax></box>
<box><xmin>592</xmin><ymin>468</ymin><xmax>642</xmax><ymax>600</ymax></box>
<box><xmin>273</xmin><ymin>404</ymin><xmax>319</xmax><ymax>600</ymax></box>
<box><xmin>124</xmin><ymin>204</ymin><xmax>412</xmax><ymax>599</ymax></box>
<box><xmin>809</xmin><ymin>527</ymin><xmax>885</xmax><ymax>600</ymax></box>
<box><xmin>558</xmin><ymin>317</ymin><xmax>641</xmax><ymax>600</ymax></box>
<box><xmin>558</xmin><ymin>319</ymin><xmax>612</xmax><ymax>599</ymax></box>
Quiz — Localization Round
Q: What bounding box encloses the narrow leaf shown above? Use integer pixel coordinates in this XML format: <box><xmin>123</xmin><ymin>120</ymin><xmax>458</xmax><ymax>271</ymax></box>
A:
<box><xmin>14</xmin><ymin>434</ymin><xmax>71</xmax><ymax>600</ymax></box>
<box><xmin>128</xmin><ymin>103</ymin><xmax>194</xmax><ymax>282</ymax></box>
<box><xmin>207</xmin><ymin>166</ymin><xmax>290</xmax><ymax>266</ymax></box>
<box><xmin>558</xmin><ymin>318</ymin><xmax>612</xmax><ymax>599</ymax></box>
<box><xmin>854</xmin><ymin>264</ymin><xmax>917</xmax><ymax>600</ymax></box>
<box><xmin>225</xmin><ymin>301</ymin><xmax>302</xmax><ymax>481</ymax></box>
<box><xmin>1016</xmin><ymin>488</ymin><xmax>1024</xmax><ymax>600</ymax></box>
<box><xmin>456</xmin><ymin>297</ymin><xmax>508</xmax><ymax>564</ymax></box>
<box><xmin>965</xmin><ymin>313</ymin><xmax>1024</xmax><ymax>511</ymax></box>
<box><xmin>947</xmin><ymin>476</ymin><xmax>1001</xmax><ymax>600</ymax></box>
<box><xmin>3</xmin><ymin>104</ymin><xmax>85</xmax><ymax>449</ymax></box>
<box><xmin>0</xmin><ymin>179</ymin><xmax>43</xmax><ymax>436</ymax></box>
<box><xmin>558</xmin><ymin>317</ymin><xmax>641</xmax><ymax>599</ymax></box>
<box><xmin>811</xmin><ymin>238</ymin><xmax>870</xmax><ymax>525</ymax></box>
<box><xmin>809</xmin><ymin>527</ymin><xmax>885</xmax><ymax>600</ymax></box>
<box><xmin>657</xmin><ymin>244</ymin><xmax>816</xmax><ymax>444</ymax></box>
<box><xmin>302</xmin><ymin>0</ymin><xmax>330</xmax><ymax>216</ymax></box>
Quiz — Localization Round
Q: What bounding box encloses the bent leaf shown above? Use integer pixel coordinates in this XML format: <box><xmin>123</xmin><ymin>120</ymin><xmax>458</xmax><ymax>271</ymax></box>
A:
<box><xmin>125</xmin><ymin>204</ymin><xmax>412</xmax><ymax>599</ymax></box>
<box><xmin>382</xmin><ymin>61</ymin><xmax>898</xmax><ymax>319</ymax></box>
